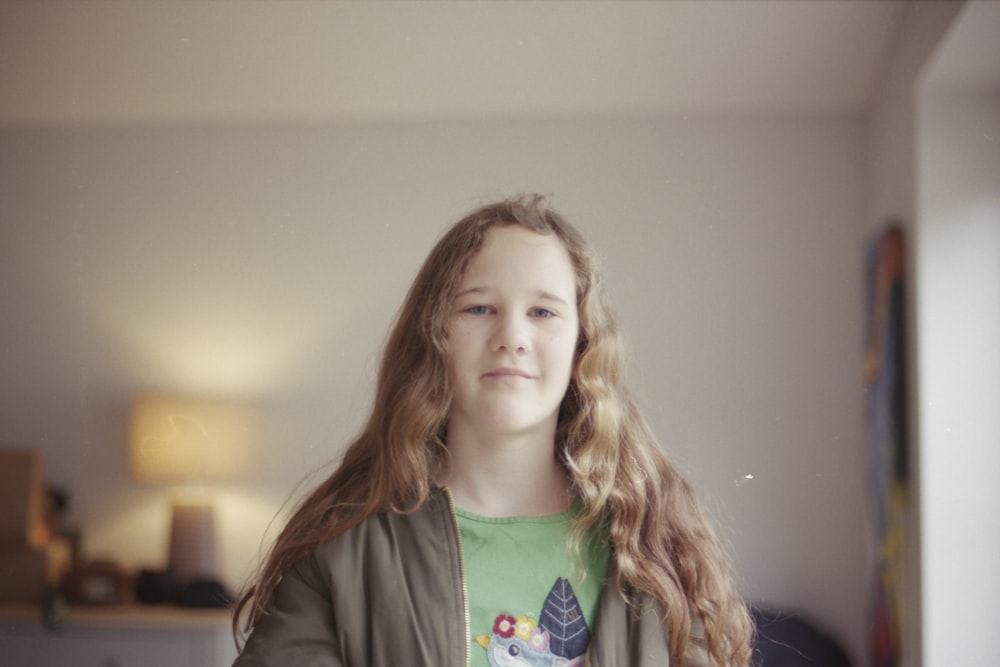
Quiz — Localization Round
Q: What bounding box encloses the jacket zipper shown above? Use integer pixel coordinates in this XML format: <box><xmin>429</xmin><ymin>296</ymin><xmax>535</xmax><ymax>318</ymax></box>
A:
<box><xmin>443</xmin><ymin>487</ymin><xmax>471</xmax><ymax>667</ymax></box>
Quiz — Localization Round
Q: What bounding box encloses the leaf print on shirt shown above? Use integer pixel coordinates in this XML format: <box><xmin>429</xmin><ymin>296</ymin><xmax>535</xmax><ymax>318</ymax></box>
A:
<box><xmin>475</xmin><ymin>577</ymin><xmax>589</xmax><ymax>667</ymax></box>
<box><xmin>538</xmin><ymin>577</ymin><xmax>590</xmax><ymax>659</ymax></box>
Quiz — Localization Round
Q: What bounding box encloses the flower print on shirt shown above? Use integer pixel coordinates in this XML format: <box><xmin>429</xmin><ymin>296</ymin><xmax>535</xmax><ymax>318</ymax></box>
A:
<box><xmin>475</xmin><ymin>578</ymin><xmax>590</xmax><ymax>667</ymax></box>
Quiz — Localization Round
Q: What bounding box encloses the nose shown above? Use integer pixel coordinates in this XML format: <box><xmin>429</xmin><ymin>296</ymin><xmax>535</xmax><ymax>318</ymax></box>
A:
<box><xmin>491</xmin><ymin>313</ymin><xmax>528</xmax><ymax>354</ymax></box>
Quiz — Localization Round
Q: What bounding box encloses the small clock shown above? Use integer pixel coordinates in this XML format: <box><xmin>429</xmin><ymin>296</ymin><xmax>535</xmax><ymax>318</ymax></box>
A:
<box><xmin>62</xmin><ymin>560</ymin><xmax>131</xmax><ymax>605</ymax></box>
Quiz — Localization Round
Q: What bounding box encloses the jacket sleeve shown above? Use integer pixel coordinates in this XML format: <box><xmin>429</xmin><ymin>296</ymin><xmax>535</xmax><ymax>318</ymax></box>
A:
<box><xmin>587</xmin><ymin>572</ymin><xmax>716</xmax><ymax>667</ymax></box>
<box><xmin>233</xmin><ymin>554</ymin><xmax>342</xmax><ymax>667</ymax></box>
<box><xmin>682</xmin><ymin>616</ymin><xmax>711</xmax><ymax>667</ymax></box>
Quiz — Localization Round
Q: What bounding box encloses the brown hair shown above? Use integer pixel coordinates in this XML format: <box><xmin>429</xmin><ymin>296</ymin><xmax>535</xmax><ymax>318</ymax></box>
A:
<box><xmin>233</xmin><ymin>194</ymin><xmax>752</xmax><ymax>665</ymax></box>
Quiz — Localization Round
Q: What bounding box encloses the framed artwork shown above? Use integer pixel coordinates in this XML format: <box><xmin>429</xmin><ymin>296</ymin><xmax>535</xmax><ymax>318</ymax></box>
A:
<box><xmin>864</xmin><ymin>224</ymin><xmax>908</xmax><ymax>667</ymax></box>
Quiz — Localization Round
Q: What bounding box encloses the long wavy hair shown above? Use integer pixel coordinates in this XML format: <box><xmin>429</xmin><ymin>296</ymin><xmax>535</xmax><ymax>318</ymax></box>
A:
<box><xmin>233</xmin><ymin>194</ymin><xmax>752</xmax><ymax>665</ymax></box>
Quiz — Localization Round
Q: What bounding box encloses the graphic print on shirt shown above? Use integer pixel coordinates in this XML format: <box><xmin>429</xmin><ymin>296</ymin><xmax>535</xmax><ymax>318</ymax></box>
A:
<box><xmin>475</xmin><ymin>577</ymin><xmax>590</xmax><ymax>667</ymax></box>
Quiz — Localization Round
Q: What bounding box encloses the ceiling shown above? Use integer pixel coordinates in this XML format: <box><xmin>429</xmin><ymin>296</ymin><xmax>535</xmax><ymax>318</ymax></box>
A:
<box><xmin>924</xmin><ymin>0</ymin><xmax>1000</xmax><ymax>88</ymax></box>
<box><xmin>1</xmin><ymin>1</ymin><xmax>909</xmax><ymax>125</ymax></box>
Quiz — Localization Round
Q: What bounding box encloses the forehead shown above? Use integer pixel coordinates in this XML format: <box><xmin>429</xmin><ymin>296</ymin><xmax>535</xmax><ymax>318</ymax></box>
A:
<box><xmin>459</xmin><ymin>226</ymin><xmax>576</xmax><ymax>291</ymax></box>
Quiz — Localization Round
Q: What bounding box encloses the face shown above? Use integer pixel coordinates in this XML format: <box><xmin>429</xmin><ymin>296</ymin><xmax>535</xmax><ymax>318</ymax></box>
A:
<box><xmin>445</xmin><ymin>225</ymin><xmax>580</xmax><ymax>442</ymax></box>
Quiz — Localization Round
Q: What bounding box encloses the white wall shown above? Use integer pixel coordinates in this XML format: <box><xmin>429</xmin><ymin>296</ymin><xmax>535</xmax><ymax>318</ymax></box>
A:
<box><xmin>918</xmin><ymin>86</ymin><xmax>1000</xmax><ymax>667</ymax></box>
<box><xmin>0</xmin><ymin>115</ymin><xmax>868</xmax><ymax>660</ymax></box>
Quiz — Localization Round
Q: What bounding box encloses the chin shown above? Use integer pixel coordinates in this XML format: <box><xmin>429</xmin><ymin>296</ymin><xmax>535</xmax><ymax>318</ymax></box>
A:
<box><xmin>485</xmin><ymin>413</ymin><xmax>558</xmax><ymax>438</ymax></box>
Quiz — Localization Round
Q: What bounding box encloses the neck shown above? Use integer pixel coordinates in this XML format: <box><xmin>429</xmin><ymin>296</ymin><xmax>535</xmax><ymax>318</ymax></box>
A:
<box><xmin>441</xmin><ymin>423</ymin><xmax>572</xmax><ymax>517</ymax></box>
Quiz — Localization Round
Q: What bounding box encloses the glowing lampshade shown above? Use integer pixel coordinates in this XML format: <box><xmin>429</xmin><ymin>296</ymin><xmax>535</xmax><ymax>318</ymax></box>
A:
<box><xmin>129</xmin><ymin>396</ymin><xmax>255</xmax><ymax>483</ymax></box>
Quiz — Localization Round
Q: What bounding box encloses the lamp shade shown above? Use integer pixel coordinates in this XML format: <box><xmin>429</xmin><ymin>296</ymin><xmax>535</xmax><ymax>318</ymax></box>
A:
<box><xmin>129</xmin><ymin>396</ymin><xmax>256</xmax><ymax>483</ymax></box>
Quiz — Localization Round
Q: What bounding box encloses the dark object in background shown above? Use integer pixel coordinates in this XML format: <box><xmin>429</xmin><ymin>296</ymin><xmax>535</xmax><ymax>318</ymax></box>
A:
<box><xmin>136</xmin><ymin>569</ymin><xmax>232</xmax><ymax>608</ymax></box>
<box><xmin>752</xmin><ymin>607</ymin><xmax>851</xmax><ymax>667</ymax></box>
<box><xmin>178</xmin><ymin>579</ymin><xmax>233</xmax><ymax>608</ymax></box>
<box><xmin>135</xmin><ymin>568</ymin><xmax>181</xmax><ymax>604</ymax></box>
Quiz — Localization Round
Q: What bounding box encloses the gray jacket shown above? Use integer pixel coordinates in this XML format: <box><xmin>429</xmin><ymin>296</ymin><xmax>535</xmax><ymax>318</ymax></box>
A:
<box><xmin>235</xmin><ymin>488</ymin><xmax>707</xmax><ymax>666</ymax></box>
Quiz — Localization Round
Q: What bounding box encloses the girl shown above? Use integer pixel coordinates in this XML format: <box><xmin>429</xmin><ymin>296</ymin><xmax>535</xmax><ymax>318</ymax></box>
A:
<box><xmin>233</xmin><ymin>195</ymin><xmax>752</xmax><ymax>666</ymax></box>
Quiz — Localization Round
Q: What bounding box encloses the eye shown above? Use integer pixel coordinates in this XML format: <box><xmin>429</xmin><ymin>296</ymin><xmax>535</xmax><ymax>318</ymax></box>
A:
<box><xmin>507</xmin><ymin>644</ymin><xmax>521</xmax><ymax>657</ymax></box>
<box><xmin>530</xmin><ymin>307</ymin><xmax>555</xmax><ymax>319</ymax></box>
<box><xmin>464</xmin><ymin>304</ymin><xmax>491</xmax><ymax>315</ymax></box>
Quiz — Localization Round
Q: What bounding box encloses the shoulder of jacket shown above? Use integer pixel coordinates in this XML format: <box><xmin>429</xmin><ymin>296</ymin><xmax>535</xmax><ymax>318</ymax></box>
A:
<box><xmin>311</xmin><ymin>489</ymin><xmax>451</xmax><ymax>556</ymax></box>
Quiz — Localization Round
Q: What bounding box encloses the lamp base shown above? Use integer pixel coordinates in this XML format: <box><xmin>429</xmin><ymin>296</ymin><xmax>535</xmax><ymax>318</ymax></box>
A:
<box><xmin>167</xmin><ymin>502</ymin><xmax>218</xmax><ymax>588</ymax></box>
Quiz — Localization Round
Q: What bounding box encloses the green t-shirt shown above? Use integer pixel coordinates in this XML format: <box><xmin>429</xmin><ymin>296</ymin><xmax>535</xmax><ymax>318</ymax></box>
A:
<box><xmin>456</xmin><ymin>505</ymin><xmax>610</xmax><ymax>667</ymax></box>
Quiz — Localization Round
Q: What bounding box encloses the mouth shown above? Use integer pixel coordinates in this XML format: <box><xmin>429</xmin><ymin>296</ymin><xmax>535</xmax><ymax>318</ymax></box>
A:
<box><xmin>482</xmin><ymin>368</ymin><xmax>533</xmax><ymax>380</ymax></box>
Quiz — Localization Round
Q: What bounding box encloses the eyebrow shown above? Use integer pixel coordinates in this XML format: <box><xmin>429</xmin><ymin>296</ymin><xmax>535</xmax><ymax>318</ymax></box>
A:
<box><xmin>454</xmin><ymin>287</ymin><xmax>571</xmax><ymax>307</ymax></box>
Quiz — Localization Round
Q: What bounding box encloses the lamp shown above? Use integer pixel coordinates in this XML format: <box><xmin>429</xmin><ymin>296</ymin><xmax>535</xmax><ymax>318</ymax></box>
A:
<box><xmin>129</xmin><ymin>396</ymin><xmax>256</xmax><ymax>605</ymax></box>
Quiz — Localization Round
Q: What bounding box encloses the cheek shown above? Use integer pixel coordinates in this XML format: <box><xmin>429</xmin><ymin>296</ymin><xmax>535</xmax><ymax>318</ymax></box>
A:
<box><xmin>545</xmin><ymin>331</ymin><xmax>580</xmax><ymax>375</ymax></box>
<box><xmin>442</xmin><ymin>341</ymin><xmax>459</xmax><ymax>376</ymax></box>
<box><xmin>443</xmin><ymin>328</ymin><xmax>474</xmax><ymax>374</ymax></box>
